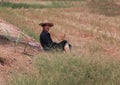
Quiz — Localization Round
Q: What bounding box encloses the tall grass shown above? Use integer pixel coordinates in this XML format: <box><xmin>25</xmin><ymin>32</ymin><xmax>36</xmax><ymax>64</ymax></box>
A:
<box><xmin>9</xmin><ymin>53</ymin><xmax>120</xmax><ymax>85</ymax></box>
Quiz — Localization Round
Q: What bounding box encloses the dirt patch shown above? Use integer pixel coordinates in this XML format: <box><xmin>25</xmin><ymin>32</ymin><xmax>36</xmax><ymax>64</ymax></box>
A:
<box><xmin>0</xmin><ymin>37</ymin><xmax>39</xmax><ymax>85</ymax></box>
<box><xmin>0</xmin><ymin>35</ymin><xmax>9</xmax><ymax>45</ymax></box>
<box><xmin>0</xmin><ymin>19</ymin><xmax>40</xmax><ymax>85</ymax></box>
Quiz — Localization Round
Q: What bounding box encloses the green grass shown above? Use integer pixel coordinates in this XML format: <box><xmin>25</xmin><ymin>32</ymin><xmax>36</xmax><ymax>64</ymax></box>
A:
<box><xmin>9</xmin><ymin>53</ymin><xmax>120</xmax><ymax>85</ymax></box>
<box><xmin>0</xmin><ymin>1</ymin><xmax>72</xmax><ymax>9</ymax></box>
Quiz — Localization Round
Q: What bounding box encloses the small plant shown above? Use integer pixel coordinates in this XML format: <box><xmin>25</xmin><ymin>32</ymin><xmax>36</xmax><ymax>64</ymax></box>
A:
<box><xmin>15</xmin><ymin>32</ymin><xmax>24</xmax><ymax>46</ymax></box>
<box><xmin>14</xmin><ymin>32</ymin><xmax>24</xmax><ymax>53</ymax></box>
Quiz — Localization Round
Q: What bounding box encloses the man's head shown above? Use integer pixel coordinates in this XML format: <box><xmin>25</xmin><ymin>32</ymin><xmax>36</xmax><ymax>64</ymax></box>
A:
<box><xmin>39</xmin><ymin>21</ymin><xmax>54</xmax><ymax>32</ymax></box>
<box><xmin>42</xmin><ymin>24</ymin><xmax>51</xmax><ymax>32</ymax></box>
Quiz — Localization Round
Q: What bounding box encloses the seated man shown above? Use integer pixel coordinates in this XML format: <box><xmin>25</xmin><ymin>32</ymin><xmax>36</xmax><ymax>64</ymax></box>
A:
<box><xmin>39</xmin><ymin>21</ymin><xmax>71</xmax><ymax>52</ymax></box>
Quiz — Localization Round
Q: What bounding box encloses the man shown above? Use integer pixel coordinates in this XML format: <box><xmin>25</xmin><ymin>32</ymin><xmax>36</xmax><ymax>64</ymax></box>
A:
<box><xmin>39</xmin><ymin>21</ymin><xmax>71</xmax><ymax>52</ymax></box>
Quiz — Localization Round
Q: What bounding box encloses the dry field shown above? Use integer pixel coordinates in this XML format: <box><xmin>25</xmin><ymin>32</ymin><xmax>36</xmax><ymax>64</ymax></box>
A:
<box><xmin>0</xmin><ymin>0</ymin><xmax>120</xmax><ymax>56</ymax></box>
<box><xmin>0</xmin><ymin>0</ymin><xmax>120</xmax><ymax>85</ymax></box>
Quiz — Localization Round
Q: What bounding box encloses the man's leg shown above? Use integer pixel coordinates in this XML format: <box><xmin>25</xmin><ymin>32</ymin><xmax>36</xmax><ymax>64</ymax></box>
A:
<box><xmin>64</xmin><ymin>43</ymin><xmax>72</xmax><ymax>52</ymax></box>
<box><xmin>57</xmin><ymin>40</ymin><xmax>67</xmax><ymax>50</ymax></box>
<box><xmin>52</xmin><ymin>40</ymin><xmax>72</xmax><ymax>51</ymax></box>
<box><xmin>58</xmin><ymin>40</ymin><xmax>72</xmax><ymax>51</ymax></box>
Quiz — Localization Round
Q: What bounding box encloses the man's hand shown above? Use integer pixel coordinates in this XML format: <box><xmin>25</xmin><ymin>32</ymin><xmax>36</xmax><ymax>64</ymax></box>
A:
<box><xmin>60</xmin><ymin>34</ymin><xmax>66</xmax><ymax>40</ymax></box>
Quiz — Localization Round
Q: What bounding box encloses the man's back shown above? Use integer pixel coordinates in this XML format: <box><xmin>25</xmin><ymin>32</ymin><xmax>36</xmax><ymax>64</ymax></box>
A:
<box><xmin>40</xmin><ymin>31</ymin><xmax>53</xmax><ymax>50</ymax></box>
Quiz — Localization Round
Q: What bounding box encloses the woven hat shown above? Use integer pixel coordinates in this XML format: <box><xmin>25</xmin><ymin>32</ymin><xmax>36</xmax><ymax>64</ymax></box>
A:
<box><xmin>39</xmin><ymin>21</ymin><xmax>54</xmax><ymax>27</ymax></box>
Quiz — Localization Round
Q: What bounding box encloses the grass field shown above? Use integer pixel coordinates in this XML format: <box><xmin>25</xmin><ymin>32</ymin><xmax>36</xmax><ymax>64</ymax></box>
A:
<box><xmin>0</xmin><ymin>0</ymin><xmax>120</xmax><ymax>85</ymax></box>
<box><xmin>9</xmin><ymin>53</ymin><xmax>120</xmax><ymax>85</ymax></box>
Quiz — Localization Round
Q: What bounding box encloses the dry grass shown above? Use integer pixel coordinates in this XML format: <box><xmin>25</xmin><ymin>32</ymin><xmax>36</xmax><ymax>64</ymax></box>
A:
<box><xmin>0</xmin><ymin>1</ymin><xmax>120</xmax><ymax>56</ymax></box>
<box><xmin>0</xmin><ymin>1</ymin><xmax>120</xmax><ymax>84</ymax></box>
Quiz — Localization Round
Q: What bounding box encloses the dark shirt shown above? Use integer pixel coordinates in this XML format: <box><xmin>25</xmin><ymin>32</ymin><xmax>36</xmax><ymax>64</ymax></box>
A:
<box><xmin>40</xmin><ymin>31</ymin><xmax>54</xmax><ymax>50</ymax></box>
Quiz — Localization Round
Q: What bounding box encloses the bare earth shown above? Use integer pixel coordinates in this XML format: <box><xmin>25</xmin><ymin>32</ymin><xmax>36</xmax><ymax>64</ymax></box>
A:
<box><xmin>0</xmin><ymin>19</ymin><xmax>40</xmax><ymax>85</ymax></box>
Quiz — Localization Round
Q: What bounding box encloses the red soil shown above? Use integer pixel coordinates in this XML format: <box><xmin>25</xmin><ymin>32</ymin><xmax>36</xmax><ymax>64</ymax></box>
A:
<box><xmin>0</xmin><ymin>19</ymin><xmax>40</xmax><ymax>85</ymax></box>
